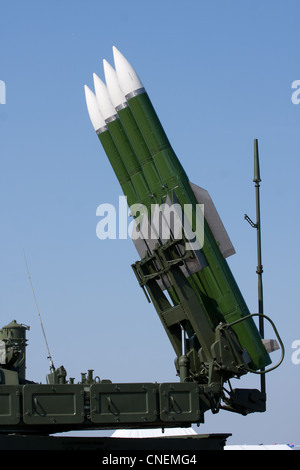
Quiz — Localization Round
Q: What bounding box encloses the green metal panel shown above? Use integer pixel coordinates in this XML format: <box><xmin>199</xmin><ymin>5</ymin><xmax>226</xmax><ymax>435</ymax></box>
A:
<box><xmin>159</xmin><ymin>383</ymin><xmax>201</xmax><ymax>423</ymax></box>
<box><xmin>23</xmin><ymin>384</ymin><xmax>85</xmax><ymax>425</ymax></box>
<box><xmin>0</xmin><ymin>386</ymin><xmax>21</xmax><ymax>425</ymax></box>
<box><xmin>90</xmin><ymin>383</ymin><xmax>157</xmax><ymax>425</ymax></box>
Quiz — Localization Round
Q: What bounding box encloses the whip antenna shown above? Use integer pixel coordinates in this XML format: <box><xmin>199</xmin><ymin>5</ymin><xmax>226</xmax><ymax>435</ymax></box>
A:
<box><xmin>244</xmin><ymin>139</ymin><xmax>265</xmax><ymax>395</ymax></box>
<box><xmin>23</xmin><ymin>249</ymin><xmax>55</xmax><ymax>372</ymax></box>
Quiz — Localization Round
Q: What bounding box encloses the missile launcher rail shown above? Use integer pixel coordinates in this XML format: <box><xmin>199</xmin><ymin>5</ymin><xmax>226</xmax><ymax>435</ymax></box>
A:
<box><xmin>0</xmin><ymin>47</ymin><xmax>284</xmax><ymax>450</ymax></box>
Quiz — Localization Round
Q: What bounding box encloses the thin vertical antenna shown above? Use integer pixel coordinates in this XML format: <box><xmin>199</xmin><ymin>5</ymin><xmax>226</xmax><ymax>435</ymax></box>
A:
<box><xmin>244</xmin><ymin>139</ymin><xmax>266</xmax><ymax>396</ymax></box>
<box><xmin>253</xmin><ymin>140</ymin><xmax>264</xmax><ymax>337</ymax></box>
<box><xmin>23</xmin><ymin>249</ymin><xmax>55</xmax><ymax>372</ymax></box>
<box><xmin>253</xmin><ymin>139</ymin><xmax>266</xmax><ymax>395</ymax></box>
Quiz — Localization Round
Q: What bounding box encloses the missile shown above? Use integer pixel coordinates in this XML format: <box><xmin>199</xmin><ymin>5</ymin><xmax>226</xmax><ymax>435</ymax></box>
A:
<box><xmin>109</xmin><ymin>47</ymin><xmax>270</xmax><ymax>371</ymax></box>
<box><xmin>84</xmin><ymin>85</ymin><xmax>137</xmax><ymax>206</ymax></box>
<box><xmin>93</xmin><ymin>73</ymin><xmax>152</xmax><ymax>203</ymax></box>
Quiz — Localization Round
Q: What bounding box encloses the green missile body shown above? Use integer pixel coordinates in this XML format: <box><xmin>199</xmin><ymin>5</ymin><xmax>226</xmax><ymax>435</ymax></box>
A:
<box><xmin>111</xmin><ymin>47</ymin><xmax>270</xmax><ymax>370</ymax></box>
<box><xmin>84</xmin><ymin>85</ymin><xmax>137</xmax><ymax>207</ymax></box>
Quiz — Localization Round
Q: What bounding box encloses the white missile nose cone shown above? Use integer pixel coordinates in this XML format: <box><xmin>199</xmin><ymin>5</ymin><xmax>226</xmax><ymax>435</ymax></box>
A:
<box><xmin>93</xmin><ymin>73</ymin><xmax>117</xmax><ymax>121</ymax></box>
<box><xmin>103</xmin><ymin>59</ymin><xmax>127</xmax><ymax>109</ymax></box>
<box><xmin>84</xmin><ymin>85</ymin><xmax>106</xmax><ymax>132</ymax></box>
<box><xmin>112</xmin><ymin>46</ymin><xmax>144</xmax><ymax>97</ymax></box>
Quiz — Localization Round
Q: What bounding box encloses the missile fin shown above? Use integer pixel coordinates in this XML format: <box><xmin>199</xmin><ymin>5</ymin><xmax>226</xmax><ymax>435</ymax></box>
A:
<box><xmin>190</xmin><ymin>182</ymin><xmax>235</xmax><ymax>258</ymax></box>
<box><xmin>262</xmin><ymin>339</ymin><xmax>280</xmax><ymax>354</ymax></box>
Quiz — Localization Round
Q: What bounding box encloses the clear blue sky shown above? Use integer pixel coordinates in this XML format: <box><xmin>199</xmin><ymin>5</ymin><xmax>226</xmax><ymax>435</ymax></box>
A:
<box><xmin>0</xmin><ymin>0</ymin><xmax>299</xmax><ymax>445</ymax></box>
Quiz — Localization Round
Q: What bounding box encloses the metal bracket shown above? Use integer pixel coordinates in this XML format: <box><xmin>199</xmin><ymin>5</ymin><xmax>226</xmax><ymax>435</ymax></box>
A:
<box><xmin>244</xmin><ymin>213</ymin><xmax>258</xmax><ymax>228</ymax></box>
